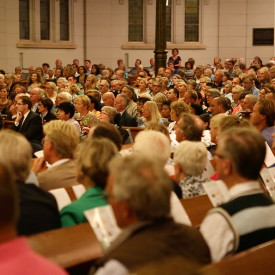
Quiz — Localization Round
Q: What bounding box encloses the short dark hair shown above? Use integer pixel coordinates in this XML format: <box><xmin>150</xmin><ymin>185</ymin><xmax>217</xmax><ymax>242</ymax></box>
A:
<box><xmin>191</xmin><ymin>103</ymin><xmax>203</xmax><ymax>116</ymax></box>
<box><xmin>38</xmin><ymin>97</ymin><xmax>53</xmax><ymax>111</ymax></box>
<box><xmin>19</xmin><ymin>96</ymin><xmax>32</xmax><ymax>110</ymax></box>
<box><xmin>78</xmin><ymin>66</ymin><xmax>87</xmax><ymax>74</ymax></box>
<box><xmin>180</xmin><ymin>113</ymin><xmax>203</xmax><ymax>141</ymax></box>
<box><xmin>258</xmin><ymin>99</ymin><xmax>275</xmax><ymax>127</ymax></box>
<box><xmin>88</xmin><ymin>95</ymin><xmax>102</xmax><ymax>111</ymax></box>
<box><xmin>58</xmin><ymin>102</ymin><xmax>75</xmax><ymax>118</ymax></box>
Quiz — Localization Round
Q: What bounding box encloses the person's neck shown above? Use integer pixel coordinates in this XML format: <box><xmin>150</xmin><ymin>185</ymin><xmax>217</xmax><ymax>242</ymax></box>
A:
<box><xmin>41</xmin><ymin>110</ymin><xmax>48</xmax><ymax>116</ymax></box>
<box><xmin>223</xmin><ymin>174</ymin><xmax>252</xmax><ymax>189</ymax></box>
<box><xmin>47</xmin><ymin>91</ymin><xmax>54</xmax><ymax>97</ymax></box>
<box><xmin>0</xmin><ymin>98</ymin><xmax>7</xmax><ymax>103</ymax></box>
<box><xmin>80</xmin><ymin>109</ymin><xmax>89</xmax><ymax>117</ymax></box>
<box><xmin>255</xmin><ymin>121</ymin><xmax>267</xmax><ymax>132</ymax></box>
<box><xmin>22</xmin><ymin>109</ymin><xmax>29</xmax><ymax>116</ymax></box>
<box><xmin>82</xmin><ymin>176</ymin><xmax>95</xmax><ymax>190</ymax></box>
<box><xmin>47</xmin><ymin>154</ymin><xmax>62</xmax><ymax>165</ymax></box>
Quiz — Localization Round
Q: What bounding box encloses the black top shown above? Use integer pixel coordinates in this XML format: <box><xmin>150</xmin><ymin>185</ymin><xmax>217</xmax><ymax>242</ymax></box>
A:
<box><xmin>16</xmin><ymin>181</ymin><xmax>61</xmax><ymax>236</ymax></box>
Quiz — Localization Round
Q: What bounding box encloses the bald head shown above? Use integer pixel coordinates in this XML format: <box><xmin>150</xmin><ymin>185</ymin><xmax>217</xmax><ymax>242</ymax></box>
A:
<box><xmin>102</xmin><ymin>92</ymin><xmax>115</xmax><ymax>107</ymax></box>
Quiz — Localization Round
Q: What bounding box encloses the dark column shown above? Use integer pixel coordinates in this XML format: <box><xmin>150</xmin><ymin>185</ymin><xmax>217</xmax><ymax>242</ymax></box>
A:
<box><xmin>154</xmin><ymin>0</ymin><xmax>167</xmax><ymax>76</ymax></box>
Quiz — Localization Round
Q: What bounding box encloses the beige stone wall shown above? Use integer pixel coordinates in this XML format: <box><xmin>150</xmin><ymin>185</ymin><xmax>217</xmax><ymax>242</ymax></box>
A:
<box><xmin>0</xmin><ymin>0</ymin><xmax>274</xmax><ymax>73</ymax></box>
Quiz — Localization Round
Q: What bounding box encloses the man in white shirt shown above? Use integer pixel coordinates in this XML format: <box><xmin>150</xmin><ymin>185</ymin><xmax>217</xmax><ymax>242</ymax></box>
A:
<box><xmin>200</xmin><ymin>128</ymin><xmax>275</xmax><ymax>262</ymax></box>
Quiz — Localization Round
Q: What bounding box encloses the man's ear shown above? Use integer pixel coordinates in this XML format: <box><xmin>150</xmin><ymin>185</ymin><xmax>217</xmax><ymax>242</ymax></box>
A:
<box><xmin>174</xmin><ymin>162</ymin><xmax>182</xmax><ymax>176</ymax></box>
<box><xmin>223</xmin><ymin>158</ymin><xmax>232</xmax><ymax>177</ymax></box>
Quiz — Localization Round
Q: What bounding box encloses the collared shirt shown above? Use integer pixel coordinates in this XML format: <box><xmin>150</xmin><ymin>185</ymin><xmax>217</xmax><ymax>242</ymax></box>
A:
<box><xmin>251</xmin><ymin>86</ymin><xmax>259</xmax><ymax>98</ymax></box>
<box><xmin>48</xmin><ymin>158</ymin><xmax>70</xmax><ymax>169</ymax></box>
<box><xmin>67</xmin><ymin>118</ymin><xmax>81</xmax><ymax>133</ymax></box>
<box><xmin>32</xmin><ymin>103</ymin><xmax>38</xmax><ymax>112</ymax></box>
<box><xmin>200</xmin><ymin>181</ymin><xmax>263</xmax><ymax>262</ymax></box>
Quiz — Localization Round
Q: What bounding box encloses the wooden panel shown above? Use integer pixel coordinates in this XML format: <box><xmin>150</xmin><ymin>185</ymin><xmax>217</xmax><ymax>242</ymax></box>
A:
<box><xmin>180</xmin><ymin>195</ymin><xmax>213</xmax><ymax>227</ymax></box>
<box><xmin>28</xmin><ymin>222</ymin><xmax>103</xmax><ymax>270</ymax></box>
<box><xmin>122</xmin><ymin>126</ymin><xmax>143</xmax><ymax>141</ymax></box>
<box><xmin>201</xmin><ymin>239</ymin><xmax>275</xmax><ymax>275</ymax></box>
<box><xmin>3</xmin><ymin>120</ymin><xmax>14</xmax><ymax>129</ymax></box>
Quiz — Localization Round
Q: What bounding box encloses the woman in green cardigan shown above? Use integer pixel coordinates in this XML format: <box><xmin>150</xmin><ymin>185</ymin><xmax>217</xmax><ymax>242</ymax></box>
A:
<box><xmin>60</xmin><ymin>138</ymin><xmax>118</xmax><ymax>227</ymax></box>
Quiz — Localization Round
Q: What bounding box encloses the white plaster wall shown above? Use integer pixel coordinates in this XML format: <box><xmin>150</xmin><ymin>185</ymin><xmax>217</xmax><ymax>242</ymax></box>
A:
<box><xmin>218</xmin><ymin>0</ymin><xmax>274</xmax><ymax>64</ymax></box>
<box><xmin>1</xmin><ymin>0</ymin><xmax>274</xmax><ymax>72</ymax></box>
<box><xmin>85</xmin><ymin>0</ymin><xmax>220</xmax><ymax>69</ymax></box>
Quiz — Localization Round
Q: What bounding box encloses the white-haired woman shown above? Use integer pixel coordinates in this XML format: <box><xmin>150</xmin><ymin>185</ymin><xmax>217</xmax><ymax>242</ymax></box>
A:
<box><xmin>174</xmin><ymin>141</ymin><xmax>208</xmax><ymax>199</ymax></box>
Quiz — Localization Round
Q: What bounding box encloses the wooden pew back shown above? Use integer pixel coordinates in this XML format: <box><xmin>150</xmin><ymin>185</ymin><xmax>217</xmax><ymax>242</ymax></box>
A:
<box><xmin>122</xmin><ymin>126</ymin><xmax>143</xmax><ymax>141</ymax></box>
<box><xmin>28</xmin><ymin>222</ymin><xmax>103</xmax><ymax>274</ymax></box>
<box><xmin>180</xmin><ymin>195</ymin><xmax>213</xmax><ymax>227</ymax></box>
<box><xmin>200</xmin><ymin>239</ymin><xmax>275</xmax><ymax>275</ymax></box>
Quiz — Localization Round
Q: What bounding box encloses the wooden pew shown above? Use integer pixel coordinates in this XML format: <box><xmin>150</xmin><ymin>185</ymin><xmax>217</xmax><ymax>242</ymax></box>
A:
<box><xmin>28</xmin><ymin>222</ymin><xmax>103</xmax><ymax>275</ymax></box>
<box><xmin>3</xmin><ymin>119</ymin><xmax>14</xmax><ymax>129</ymax></box>
<box><xmin>122</xmin><ymin>126</ymin><xmax>143</xmax><ymax>141</ymax></box>
<box><xmin>180</xmin><ymin>195</ymin><xmax>213</xmax><ymax>227</ymax></box>
<box><xmin>200</xmin><ymin>239</ymin><xmax>275</xmax><ymax>275</ymax></box>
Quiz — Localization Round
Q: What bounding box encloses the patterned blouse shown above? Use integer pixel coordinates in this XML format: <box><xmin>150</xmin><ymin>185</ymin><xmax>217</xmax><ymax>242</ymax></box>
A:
<box><xmin>179</xmin><ymin>175</ymin><xmax>208</xmax><ymax>199</ymax></box>
<box><xmin>73</xmin><ymin>111</ymin><xmax>98</xmax><ymax>127</ymax></box>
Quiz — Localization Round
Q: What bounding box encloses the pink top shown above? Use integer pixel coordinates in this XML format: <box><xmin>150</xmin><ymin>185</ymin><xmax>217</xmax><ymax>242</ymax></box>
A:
<box><xmin>0</xmin><ymin>237</ymin><xmax>67</xmax><ymax>274</ymax></box>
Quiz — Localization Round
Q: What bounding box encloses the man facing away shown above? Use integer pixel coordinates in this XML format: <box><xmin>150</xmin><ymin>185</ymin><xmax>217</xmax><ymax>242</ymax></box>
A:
<box><xmin>91</xmin><ymin>154</ymin><xmax>210</xmax><ymax>274</ymax></box>
<box><xmin>32</xmin><ymin>120</ymin><xmax>80</xmax><ymax>191</ymax></box>
<box><xmin>200</xmin><ymin>128</ymin><xmax>275</xmax><ymax>262</ymax></box>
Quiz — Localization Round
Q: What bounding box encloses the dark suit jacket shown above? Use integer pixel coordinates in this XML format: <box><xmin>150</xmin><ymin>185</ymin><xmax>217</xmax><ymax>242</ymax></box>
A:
<box><xmin>16</xmin><ymin>181</ymin><xmax>61</xmax><ymax>236</ymax></box>
<box><xmin>119</xmin><ymin>110</ymin><xmax>137</xmax><ymax>127</ymax></box>
<box><xmin>43</xmin><ymin>111</ymin><xmax>57</xmax><ymax>123</ymax></box>
<box><xmin>12</xmin><ymin>111</ymin><xmax>43</xmax><ymax>144</ymax></box>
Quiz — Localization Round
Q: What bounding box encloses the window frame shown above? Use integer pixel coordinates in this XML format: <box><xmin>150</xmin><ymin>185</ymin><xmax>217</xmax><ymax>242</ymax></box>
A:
<box><xmin>17</xmin><ymin>0</ymin><xmax>76</xmax><ymax>49</ymax></box>
<box><xmin>123</xmin><ymin>0</ymin><xmax>205</xmax><ymax>50</ymax></box>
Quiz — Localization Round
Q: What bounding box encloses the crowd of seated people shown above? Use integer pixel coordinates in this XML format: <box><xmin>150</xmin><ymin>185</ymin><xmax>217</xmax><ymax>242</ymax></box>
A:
<box><xmin>0</xmin><ymin>54</ymin><xmax>274</xmax><ymax>274</ymax></box>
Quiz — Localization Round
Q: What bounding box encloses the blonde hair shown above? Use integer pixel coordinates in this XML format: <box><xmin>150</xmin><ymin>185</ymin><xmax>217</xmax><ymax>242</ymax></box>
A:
<box><xmin>77</xmin><ymin>138</ymin><xmax>118</xmax><ymax>188</ymax></box>
<box><xmin>232</xmin><ymin>85</ymin><xmax>243</xmax><ymax>94</ymax></box>
<box><xmin>43</xmin><ymin>120</ymin><xmax>79</xmax><ymax>159</ymax></box>
<box><xmin>101</xmin><ymin>106</ymin><xmax>117</xmax><ymax>123</ymax></box>
<box><xmin>210</xmin><ymin>113</ymin><xmax>228</xmax><ymax>129</ymax></box>
<box><xmin>47</xmin><ymin>82</ymin><xmax>57</xmax><ymax>90</ymax></box>
<box><xmin>74</xmin><ymin>95</ymin><xmax>90</xmax><ymax>109</ymax></box>
<box><xmin>153</xmin><ymin>92</ymin><xmax>167</xmax><ymax>104</ymax></box>
<box><xmin>144</xmin><ymin>101</ymin><xmax>161</xmax><ymax>123</ymax></box>
<box><xmin>85</xmin><ymin>74</ymin><xmax>98</xmax><ymax>89</ymax></box>
<box><xmin>171</xmin><ymin>101</ymin><xmax>190</xmax><ymax>117</ymax></box>
<box><xmin>0</xmin><ymin>130</ymin><xmax>32</xmax><ymax>182</ymax></box>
